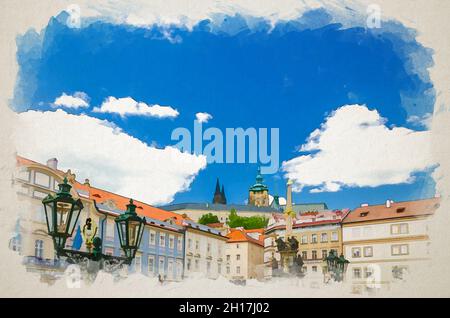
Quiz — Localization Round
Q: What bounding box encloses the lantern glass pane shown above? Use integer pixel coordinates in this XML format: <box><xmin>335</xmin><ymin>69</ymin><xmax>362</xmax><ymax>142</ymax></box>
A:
<box><xmin>119</xmin><ymin>221</ymin><xmax>127</xmax><ymax>247</ymax></box>
<box><xmin>67</xmin><ymin>203</ymin><xmax>81</xmax><ymax>237</ymax></box>
<box><xmin>56</xmin><ymin>201</ymin><xmax>72</xmax><ymax>235</ymax></box>
<box><xmin>44</xmin><ymin>201</ymin><xmax>55</xmax><ymax>234</ymax></box>
<box><xmin>128</xmin><ymin>220</ymin><xmax>140</xmax><ymax>248</ymax></box>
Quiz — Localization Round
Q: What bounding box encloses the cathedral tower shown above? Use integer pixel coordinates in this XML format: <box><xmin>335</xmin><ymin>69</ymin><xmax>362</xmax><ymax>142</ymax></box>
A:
<box><xmin>212</xmin><ymin>178</ymin><xmax>227</xmax><ymax>204</ymax></box>
<box><xmin>248</xmin><ymin>167</ymin><xmax>269</xmax><ymax>207</ymax></box>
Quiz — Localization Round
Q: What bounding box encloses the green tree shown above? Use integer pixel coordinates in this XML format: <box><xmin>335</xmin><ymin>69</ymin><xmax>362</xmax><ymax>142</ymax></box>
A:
<box><xmin>198</xmin><ymin>213</ymin><xmax>220</xmax><ymax>225</ymax></box>
<box><xmin>227</xmin><ymin>209</ymin><xmax>268</xmax><ymax>229</ymax></box>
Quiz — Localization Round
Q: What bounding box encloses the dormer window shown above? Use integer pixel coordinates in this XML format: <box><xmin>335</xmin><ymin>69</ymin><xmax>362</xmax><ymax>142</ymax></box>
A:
<box><xmin>396</xmin><ymin>207</ymin><xmax>405</xmax><ymax>213</ymax></box>
<box><xmin>92</xmin><ymin>193</ymin><xmax>101</xmax><ymax>198</ymax></box>
<box><xmin>360</xmin><ymin>212</ymin><xmax>369</xmax><ymax>217</ymax></box>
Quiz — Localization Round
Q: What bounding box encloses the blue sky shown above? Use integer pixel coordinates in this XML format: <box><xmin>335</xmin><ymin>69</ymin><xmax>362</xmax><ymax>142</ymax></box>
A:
<box><xmin>13</xmin><ymin>10</ymin><xmax>436</xmax><ymax>209</ymax></box>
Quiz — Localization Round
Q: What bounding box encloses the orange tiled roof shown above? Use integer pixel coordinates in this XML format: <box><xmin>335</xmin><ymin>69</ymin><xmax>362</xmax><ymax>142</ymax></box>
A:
<box><xmin>227</xmin><ymin>228</ymin><xmax>264</xmax><ymax>246</ymax></box>
<box><xmin>342</xmin><ymin>197</ymin><xmax>440</xmax><ymax>224</ymax></box>
<box><xmin>87</xmin><ymin>185</ymin><xmax>186</xmax><ymax>224</ymax></box>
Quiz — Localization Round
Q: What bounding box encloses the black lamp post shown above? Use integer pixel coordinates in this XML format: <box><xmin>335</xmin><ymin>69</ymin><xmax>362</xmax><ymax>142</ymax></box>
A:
<box><xmin>324</xmin><ymin>249</ymin><xmax>349</xmax><ymax>282</ymax></box>
<box><xmin>42</xmin><ymin>178</ymin><xmax>145</xmax><ymax>269</ymax></box>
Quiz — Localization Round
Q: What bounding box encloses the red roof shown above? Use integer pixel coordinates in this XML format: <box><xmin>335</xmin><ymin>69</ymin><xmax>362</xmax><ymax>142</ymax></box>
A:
<box><xmin>227</xmin><ymin>228</ymin><xmax>264</xmax><ymax>246</ymax></box>
<box><xmin>342</xmin><ymin>198</ymin><xmax>440</xmax><ymax>224</ymax></box>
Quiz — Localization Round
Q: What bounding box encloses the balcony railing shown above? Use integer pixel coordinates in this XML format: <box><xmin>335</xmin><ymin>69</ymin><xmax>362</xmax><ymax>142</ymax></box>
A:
<box><xmin>22</xmin><ymin>256</ymin><xmax>67</xmax><ymax>269</ymax></box>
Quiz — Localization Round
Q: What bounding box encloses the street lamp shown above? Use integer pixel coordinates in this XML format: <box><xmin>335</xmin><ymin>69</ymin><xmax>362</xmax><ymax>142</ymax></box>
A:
<box><xmin>42</xmin><ymin>177</ymin><xmax>83</xmax><ymax>252</ymax></box>
<box><xmin>336</xmin><ymin>253</ymin><xmax>350</xmax><ymax>282</ymax></box>
<box><xmin>115</xmin><ymin>199</ymin><xmax>146</xmax><ymax>260</ymax></box>
<box><xmin>42</xmin><ymin>178</ymin><xmax>145</xmax><ymax>268</ymax></box>
<box><xmin>325</xmin><ymin>249</ymin><xmax>339</xmax><ymax>273</ymax></box>
<box><xmin>323</xmin><ymin>250</ymin><xmax>349</xmax><ymax>282</ymax></box>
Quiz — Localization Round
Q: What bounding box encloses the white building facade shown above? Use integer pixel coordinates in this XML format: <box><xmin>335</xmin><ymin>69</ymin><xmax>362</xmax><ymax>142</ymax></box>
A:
<box><xmin>183</xmin><ymin>220</ymin><xmax>227</xmax><ymax>279</ymax></box>
<box><xmin>342</xmin><ymin>198</ymin><xmax>439</xmax><ymax>293</ymax></box>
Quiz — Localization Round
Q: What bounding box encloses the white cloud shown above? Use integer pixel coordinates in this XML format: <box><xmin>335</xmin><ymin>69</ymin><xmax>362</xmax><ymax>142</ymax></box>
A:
<box><xmin>195</xmin><ymin>112</ymin><xmax>212</xmax><ymax>123</ymax></box>
<box><xmin>282</xmin><ymin>104</ymin><xmax>436</xmax><ymax>193</ymax></box>
<box><xmin>93</xmin><ymin>96</ymin><xmax>179</xmax><ymax>118</ymax></box>
<box><xmin>13</xmin><ymin>109</ymin><xmax>206</xmax><ymax>205</ymax></box>
<box><xmin>53</xmin><ymin>92</ymin><xmax>89</xmax><ymax>108</ymax></box>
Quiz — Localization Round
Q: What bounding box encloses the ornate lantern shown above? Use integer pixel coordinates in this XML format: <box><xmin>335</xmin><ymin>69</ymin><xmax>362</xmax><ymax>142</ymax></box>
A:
<box><xmin>325</xmin><ymin>249</ymin><xmax>339</xmax><ymax>273</ymax></box>
<box><xmin>337</xmin><ymin>254</ymin><xmax>350</xmax><ymax>275</ymax></box>
<box><xmin>42</xmin><ymin>177</ymin><xmax>83</xmax><ymax>252</ymax></box>
<box><xmin>115</xmin><ymin>199</ymin><xmax>145</xmax><ymax>260</ymax></box>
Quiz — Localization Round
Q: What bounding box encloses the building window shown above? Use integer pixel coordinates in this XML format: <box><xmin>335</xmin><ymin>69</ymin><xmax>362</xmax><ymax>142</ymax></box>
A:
<box><xmin>206</xmin><ymin>262</ymin><xmax>211</xmax><ymax>275</ymax></box>
<box><xmin>391</xmin><ymin>223</ymin><xmax>409</xmax><ymax>235</ymax></box>
<box><xmin>35</xmin><ymin>240</ymin><xmax>44</xmax><ymax>259</ymax></box>
<box><xmin>159</xmin><ymin>257</ymin><xmax>165</xmax><ymax>275</ymax></box>
<box><xmin>301</xmin><ymin>235</ymin><xmax>307</xmax><ymax>244</ymax></box>
<box><xmin>187</xmin><ymin>258</ymin><xmax>192</xmax><ymax>271</ymax></box>
<box><xmin>148</xmin><ymin>256</ymin><xmax>154</xmax><ymax>273</ymax></box>
<box><xmin>149</xmin><ymin>230</ymin><xmax>156</xmax><ymax>245</ymax></box>
<box><xmin>106</xmin><ymin>220</ymin><xmax>114</xmax><ymax>240</ymax></box>
<box><xmin>159</xmin><ymin>233</ymin><xmax>166</xmax><ymax>247</ymax></box>
<box><xmin>188</xmin><ymin>239</ymin><xmax>192</xmax><ymax>249</ymax></box>
<box><xmin>134</xmin><ymin>256</ymin><xmax>141</xmax><ymax>272</ymax></box>
<box><xmin>236</xmin><ymin>254</ymin><xmax>240</xmax><ymax>261</ymax></box>
<box><xmin>321</xmin><ymin>233</ymin><xmax>328</xmax><ymax>243</ymax></box>
<box><xmin>218</xmin><ymin>244</ymin><xmax>222</xmax><ymax>256</ymax></box>
<box><xmin>312</xmin><ymin>266</ymin><xmax>318</xmax><ymax>272</ymax></box>
<box><xmin>207</xmin><ymin>242</ymin><xmax>211</xmax><ymax>253</ymax></box>
<box><xmin>226</xmin><ymin>255</ymin><xmax>230</xmax><ymax>261</ymax></box>
<box><xmin>218</xmin><ymin>263</ymin><xmax>222</xmax><ymax>274</ymax></box>
<box><xmin>322</xmin><ymin>250</ymin><xmax>327</xmax><ymax>259</ymax></box>
<box><xmin>177</xmin><ymin>236</ymin><xmax>182</xmax><ymax>251</ymax></box>
<box><xmin>331</xmin><ymin>232</ymin><xmax>338</xmax><ymax>242</ymax></box>
<box><xmin>236</xmin><ymin>244</ymin><xmax>239</xmax><ymax>249</ymax></box>
<box><xmin>169</xmin><ymin>235</ymin><xmax>175</xmax><ymax>249</ymax></box>
<box><xmin>236</xmin><ymin>266</ymin><xmax>240</xmax><ymax>274</ymax></box>
<box><xmin>195</xmin><ymin>259</ymin><xmax>199</xmax><ymax>270</ymax></box>
<box><xmin>311</xmin><ymin>234</ymin><xmax>318</xmax><ymax>243</ymax></box>
<box><xmin>9</xmin><ymin>235</ymin><xmax>21</xmax><ymax>253</ymax></box>
<box><xmin>363</xmin><ymin>246</ymin><xmax>373</xmax><ymax>257</ymax></box>
<box><xmin>391</xmin><ymin>244</ymin><xmax>409</xmax><ymax>256</ymax></box>
<box><xmin>226</xmin><ymin>266</ymin><xmax>230</xmax><ymax>274</ymax></box>
<box><xmin>352</xmin><ymin>247</ymin><xmax>361</xmax><ymax>258</ymax></box>
<box><xmin>353</xmin><ymin>268</ymin><xmax>361</xmax><ymax>279</ymax></box>
<box><xmin>302</xmin><ymin>251</ymin><xmax>307</xmax><ymax>260</ymax></box>
<box><xmin>311</xmin><ymin>250</ymin><xmax>317</xmax><ymax>260</ymax></box>
<box><xmin>34</xmin><ymin>172</ymin><xmax>50</xmax><ymax>188</ymax></box>
<box><xmin>195</xmin><ymin>240</ymin><xmax>199</xmax><ymax>250</ymax></box>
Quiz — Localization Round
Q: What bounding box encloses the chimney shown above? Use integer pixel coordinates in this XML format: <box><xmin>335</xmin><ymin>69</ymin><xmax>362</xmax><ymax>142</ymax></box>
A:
<box><xmin>361</xmin><ymin>203</ymin><xmax>369</xmax><ymax>207</ymax></box>
<box><xmin>386</xmin><ymin>199</ymin><xmax>393</xmax><ymax>208</ymax></box>
<box><xmin>46</xmin><ymin>158</ymin><xmax>58</xmax><ymax>170</ymax></box>
<box><xmin>84</xmin><ymin>178</ymin><xmax>90</xmax><ymax>187</ymax></box>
